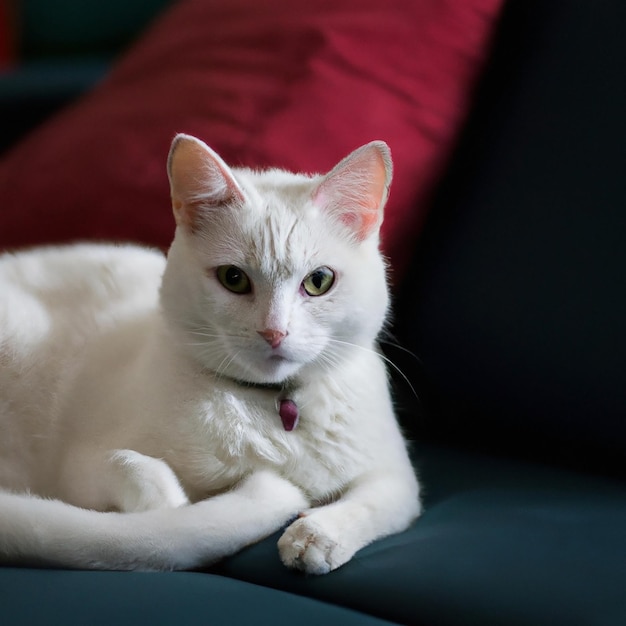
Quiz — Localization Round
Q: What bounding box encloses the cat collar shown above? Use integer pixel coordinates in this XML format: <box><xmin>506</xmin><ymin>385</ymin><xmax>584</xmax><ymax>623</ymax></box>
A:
<box><xmin>225</xmin><ymin>377</ymin><xmax>299</xmax><ymax>431</ymax></box>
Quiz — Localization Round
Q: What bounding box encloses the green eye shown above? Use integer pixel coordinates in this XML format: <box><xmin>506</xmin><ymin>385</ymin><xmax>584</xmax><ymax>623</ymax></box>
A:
<box><xmin>216</xmin><ymin>265</ymin><xmax>251</xmax><ymax>294</ymax></box>
<box><xmin>302</xmin><ymin>267</ymin><xmax>335</xmax><ymax>296</ymax></box>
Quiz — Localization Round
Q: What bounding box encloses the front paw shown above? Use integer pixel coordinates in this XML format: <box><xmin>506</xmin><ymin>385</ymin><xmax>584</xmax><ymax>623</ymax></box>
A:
<box><xmin>277</xmin><ymin>514</ymin><xmax>353</xmax><ymax>575</ymax></box>
<box><xmin>110</xmin><ymin>450</ymin><xmax>189</xmax><ymax>512</ymax></box>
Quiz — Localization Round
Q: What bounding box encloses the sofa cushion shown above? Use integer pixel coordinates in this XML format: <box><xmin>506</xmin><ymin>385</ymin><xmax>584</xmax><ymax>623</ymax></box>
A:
<box><xmin>0</xmin><ymin>568</ymin><xmax>395</xmax><ymax>626</ymax></box>
<box><xmin>213</xmin><ymin>443</ymin><xmax>626</xmax><ymax>625</ymax></box>
<box><xmin>0</xmin><ymin>0</ymin><xmax>503</xmax><ymax>281</ymax></box>
<box><xmin>393</xmin><ymin>0</ymin><xmax>626</xmax><ymax>470</ymax></box>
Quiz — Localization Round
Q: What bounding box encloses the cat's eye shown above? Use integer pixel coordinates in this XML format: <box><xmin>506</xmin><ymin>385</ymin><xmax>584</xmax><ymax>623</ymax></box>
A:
<box><xmin>302</xmin><ymin>267</ymin><xmax>335</xmax><ymax>296</ymax></box>
<box><xmin>216</xmin><ymin>265</ymin><xmax>252</xmax><ymax>294</ymax></box>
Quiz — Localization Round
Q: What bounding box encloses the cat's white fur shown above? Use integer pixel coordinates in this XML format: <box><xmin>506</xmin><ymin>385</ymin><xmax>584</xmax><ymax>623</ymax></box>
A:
<box><xmin>0</xmin><ymin>135</ymin><xmax>420</xmax><ymax>573</ymax></box>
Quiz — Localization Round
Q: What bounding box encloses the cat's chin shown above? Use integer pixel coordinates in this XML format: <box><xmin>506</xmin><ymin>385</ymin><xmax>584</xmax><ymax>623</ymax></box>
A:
<box><xmin>217</xmin><ymin>354</ymin><xmax>303</xmax><ymax>387</ymax></box>
<box><xmin>251</xmin><ymin>356</ymin><xmax>302</xmax><ymax>385</ymax></box>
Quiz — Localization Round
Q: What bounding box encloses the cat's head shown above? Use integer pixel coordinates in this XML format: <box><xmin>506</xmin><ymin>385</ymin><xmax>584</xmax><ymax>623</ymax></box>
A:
<box><xmin>160</xmin><ymin>134</ymin><xmax>392</xmax><ymax>385</ymax></box>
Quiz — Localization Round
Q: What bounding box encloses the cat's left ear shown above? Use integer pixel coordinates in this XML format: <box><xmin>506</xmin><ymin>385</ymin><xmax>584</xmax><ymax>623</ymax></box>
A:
<box><xmin>312</xmin><ymin>141</ymin><xmax>392</xmax><ymax>241</ymax></box>
<box><xmin>167</xmin><ymin>134</ymin><xmax>244</xmax><ymax>231</ymax></box>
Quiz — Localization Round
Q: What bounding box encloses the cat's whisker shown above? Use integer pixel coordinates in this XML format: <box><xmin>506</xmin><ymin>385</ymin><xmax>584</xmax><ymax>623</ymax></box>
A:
<box><xmin>326</xmin><ymin>338</ymin><xmax>419</xmax><ymax>400</ymax></box>
<box><xmin>188</xmin><ymin>331</ymin><xmax>222</xmax><ymax>339</ymax></box>
<box><xmin>378</xmin><ymin>331</ymin><xmax>424</xmax><ymax>366</ymax></box>
<box><xmin>189</xmin><ymin>329</ymin><xmax>249</xmax><ymax>342</ymax></box>
<box><xmin>214</xmin><ymin>349</ymin><xmax>242</xmax><ymax>381</ymax></box>
<box><xmin>186</xmin><ymin>341</ymin><xmax>217</xmax><ymax>348</ymax></box>
<box><xmin>313</xmin><ymin>350</ymin><xmax>345</xmax><ymax>379</ymax></box>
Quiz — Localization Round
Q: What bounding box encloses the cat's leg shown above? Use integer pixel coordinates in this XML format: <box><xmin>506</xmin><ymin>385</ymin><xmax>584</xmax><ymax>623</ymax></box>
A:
<box><xmin>106</xmin><ymin>449</ymin><xmax>190</xmax><ymax>512</ymax></box>
<box><xmin>0</xmin><ymin>470</ymin><xmax>308</xmax><ymax>570</ymax></box>
<box><xmin>165</xmin><ymin>469</ymin><xmax>309</xmax><ymax>569</ymax></box>
<box><xmin>59</xmin><ymin>448</ymin><xmax>189</xmax><ymax>513</ymax></box>
<box><xmin>278</xmin><ymin>467</ymin><xmax>421</xmax><ymax>575</ymax></box>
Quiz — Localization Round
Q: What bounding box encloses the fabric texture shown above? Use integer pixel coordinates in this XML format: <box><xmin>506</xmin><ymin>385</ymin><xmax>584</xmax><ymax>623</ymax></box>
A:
<box><xmin>213</xmin><ymin>443</ymin><xmax>626</xmax><ymax>625</ymax></box>
<box><xmin>0</xmin><ymin>0</ymin><xmax>502</xmax><ymax>281</ymax></box>
<box><xmin>0</xmin><ymin>568</ymin><xmax>394</xmax><ymax>626</ymax></box>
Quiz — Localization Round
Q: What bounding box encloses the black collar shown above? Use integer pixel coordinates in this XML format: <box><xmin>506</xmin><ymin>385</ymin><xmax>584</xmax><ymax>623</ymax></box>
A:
<box><xmin>220</xmin><ymin>375</ymin><xmax>300</xmax><ymax>431</ymax></box>
<box><xmin>231</xmin><ymin>379</ymin><xmax>285</xmax><ymax>392</ymax></box>
<box><xmin>222</xmin><ymin>375</ymin><xmax>297</xmax><ymax>395</ymax></box>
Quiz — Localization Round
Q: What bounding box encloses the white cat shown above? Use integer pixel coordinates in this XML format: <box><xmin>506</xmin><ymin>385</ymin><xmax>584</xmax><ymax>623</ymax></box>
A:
<box><xmin>0</xmin><ymin>134</ymin><xmax>420</xmax><ymax>574</ymax></box>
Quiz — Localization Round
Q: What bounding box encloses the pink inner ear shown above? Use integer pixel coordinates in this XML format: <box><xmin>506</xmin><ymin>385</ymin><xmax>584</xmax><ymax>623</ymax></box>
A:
<box><xmin>356</xmin><ymin>155</ymin><xmax>389</xmax><ymax>237</ymax></box>
<box><xmin>329</xmin><ymin>187</ymin><xmax>379</xmax><ymax>237</ymax></box>
<box><xmin>313</xmin><ymin>143</ymin><xmax>391</xmax><ymax>241</ymax></box>
<box><xmin>354</xmin><ymin>207</ymin><xmax>380</xmax><ymax>239</ymax></box>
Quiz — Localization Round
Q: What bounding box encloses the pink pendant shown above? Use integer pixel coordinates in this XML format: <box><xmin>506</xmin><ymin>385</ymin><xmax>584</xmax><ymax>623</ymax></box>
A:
<box><xmin>279</xmin><ymin>399</ymin><xmax>299</xmax><ymax>431</ymax></box>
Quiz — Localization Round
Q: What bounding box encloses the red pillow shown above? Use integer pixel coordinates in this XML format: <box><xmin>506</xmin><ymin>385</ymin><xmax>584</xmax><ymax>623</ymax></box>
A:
<box><xmin>0</xmin><ymin>0</ymin><xmax>503</xmax><ymax>280</ymax></box>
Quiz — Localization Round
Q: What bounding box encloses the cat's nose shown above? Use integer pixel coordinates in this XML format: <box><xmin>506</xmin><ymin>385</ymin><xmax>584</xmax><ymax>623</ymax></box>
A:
<box><xmin>257</xmin><ymin>328</ymin><xmax>287</xmax><ymax>349</ymax></box>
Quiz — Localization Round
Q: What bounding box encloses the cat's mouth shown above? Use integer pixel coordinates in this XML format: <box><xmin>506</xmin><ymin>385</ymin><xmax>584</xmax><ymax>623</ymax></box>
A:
<box><xmin>268</xmin><ymin>354</ymin><xmax>288</xmax><ymax>363</ymax></box>
<box><xmin>245</xmin><ymin>350</ymin><xmax>306</xmax><ymax>385</ymax></box>
<box><xmin>260</xmin><ymin>353</ymin><xmax>297</xmax><ymax>379</ymax></box>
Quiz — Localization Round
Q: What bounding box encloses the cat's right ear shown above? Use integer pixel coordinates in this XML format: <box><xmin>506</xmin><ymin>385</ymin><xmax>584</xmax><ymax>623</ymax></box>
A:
<box><xmin>167</xmin><ymin>134</ymin><xmax>244</xmax><ymax>231</ymax></box>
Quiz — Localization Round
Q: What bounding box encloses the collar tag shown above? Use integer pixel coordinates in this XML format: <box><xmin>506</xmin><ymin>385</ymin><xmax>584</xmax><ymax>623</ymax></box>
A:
<box><xmin>279</xmin><ymin>399</ymin><xmax>299</xmax><ymax>431</ymax></box>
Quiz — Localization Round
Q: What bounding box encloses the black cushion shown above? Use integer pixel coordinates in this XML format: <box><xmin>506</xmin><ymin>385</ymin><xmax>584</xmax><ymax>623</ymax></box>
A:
<box><xmin>0</xmin><ymin>568</ymin><xmax>394</xmax><ymax>626</ymax></box>
<box><xmin>392</xmin><ymin>0</ymin><xmax>626</xmax><ymax>474</ymax></box>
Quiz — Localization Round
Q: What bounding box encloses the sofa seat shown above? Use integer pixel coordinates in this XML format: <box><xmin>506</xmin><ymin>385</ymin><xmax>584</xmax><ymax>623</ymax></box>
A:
<box><xmin>3</xmin><ymin>444</ymin><xmax>624</xmax><ymax>625</ymax></box>
<box><xmin>0</xmin><ymin>567</ymin><xmax>394</xmax><ymax>626</ymax></box>
<box><xmin>213</xmin><ymin>443</ymin><xmax>626</xmax><ymax>625</ymax></box>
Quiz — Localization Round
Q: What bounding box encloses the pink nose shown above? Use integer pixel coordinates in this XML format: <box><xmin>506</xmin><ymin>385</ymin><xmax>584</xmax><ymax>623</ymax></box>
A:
<box><xmin>257</xmin><ymin>329</ymin><xmax>287</xmax><ymax>349</ymax></box>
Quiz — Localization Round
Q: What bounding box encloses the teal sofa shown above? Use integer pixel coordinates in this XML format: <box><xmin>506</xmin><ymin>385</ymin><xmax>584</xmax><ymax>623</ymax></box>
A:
<box><xmin>1</xmin><ymin>1</ymin><xmax>626</xmax><ymax>624</ymax></box>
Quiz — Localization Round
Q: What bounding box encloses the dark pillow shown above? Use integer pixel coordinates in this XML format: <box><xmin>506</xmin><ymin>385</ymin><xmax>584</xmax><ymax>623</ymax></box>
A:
<box><xmin>394</xmin><ymin>0</ymin><xmax>626</xmax><ymax>474</ymax></box>
<box><xmin>19</xmin><ymin>0</ymin><xmax>171</xmax><ymax>58</ymax></box>
<box><xmin>0</xmin><ymin>0</ymin><xmax>503</xmax><ymax>282</ymax></box>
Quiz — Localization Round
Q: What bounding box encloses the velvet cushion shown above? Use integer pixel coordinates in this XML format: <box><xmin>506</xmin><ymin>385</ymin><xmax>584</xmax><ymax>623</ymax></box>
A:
<box><xmin>0</xmin><ymin>0</ymin><xmax>503</xmax><ymax>281</ymax></box>
<box><xmin>0</xmin><ymin>568</ymin><xmax>394</xmax><ymax>626</ymax></box>
<box><xmin>213</xmin><ymin>443</ymin><xmax>626</xmax><ymax>625</ymax></box>
<box><xmin>393</xmin><ymin>0</ymin><xmax>626</xmax><ymax>470</ymax></box>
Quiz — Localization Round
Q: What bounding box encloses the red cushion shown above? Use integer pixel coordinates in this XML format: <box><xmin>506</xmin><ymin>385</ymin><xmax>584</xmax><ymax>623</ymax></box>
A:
<box><xmin>0</xmin><ymin>0</ymin><xmax>503</xmax><ymax>280</ymax></box>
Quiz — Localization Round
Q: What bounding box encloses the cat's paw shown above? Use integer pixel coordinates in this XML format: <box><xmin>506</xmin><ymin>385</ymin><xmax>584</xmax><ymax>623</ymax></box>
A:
<box><xmin>110</xmin><ymin>450</ymin><xmax>189</xmax><ymax>512</ymax></box>
<box><xmin>278</xmin><ymin>513</ymin><xmax>353</xmax><ymax>575</ymax></box>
